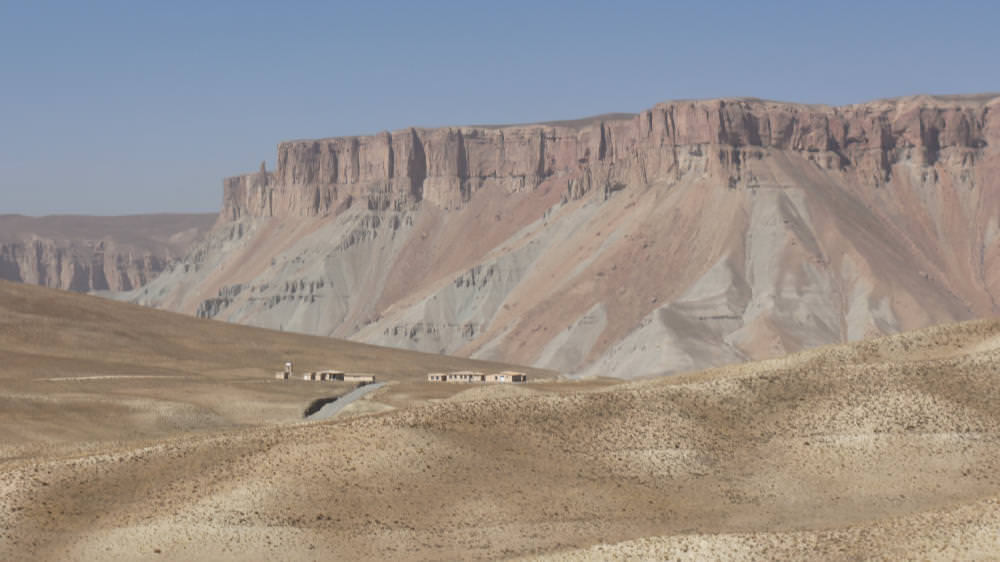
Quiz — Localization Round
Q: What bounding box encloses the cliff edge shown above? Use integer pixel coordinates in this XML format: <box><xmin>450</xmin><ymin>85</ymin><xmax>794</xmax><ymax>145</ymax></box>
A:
<box><xmin>131</xmin><ymin>94</ymin><xmax>1000</xmax><ymax>377</ymax></box>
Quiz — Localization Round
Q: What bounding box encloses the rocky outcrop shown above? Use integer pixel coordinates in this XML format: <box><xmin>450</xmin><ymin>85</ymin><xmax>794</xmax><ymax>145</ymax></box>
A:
<box><xmin>0</xmin><ymin>214</ymin><xmax>215</xmax><ymax>292</ymax></box>
<box><xmin>128</xmin><ymin>94</ymin><xmax>1000</xmax><ymax>378</ymax></box>
<box><xmin>221</xmin><ymin>95</ymin><xmax>995</xmax><ymax>219</ymax></box>
<box><xmin>0</xmin><ymin>238</ymin><xmax>166</xmax><ymax>292</ymax></box>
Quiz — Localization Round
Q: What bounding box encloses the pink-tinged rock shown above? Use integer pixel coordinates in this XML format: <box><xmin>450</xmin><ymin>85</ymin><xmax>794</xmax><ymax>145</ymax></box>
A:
<box><xmin>220</xmin><ymin>95</ymin><xmax>996</xmax><ymax>221</ymax></box>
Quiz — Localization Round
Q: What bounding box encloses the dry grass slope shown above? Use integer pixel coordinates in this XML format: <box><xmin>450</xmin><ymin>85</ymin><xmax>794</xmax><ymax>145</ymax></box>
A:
<box><xmin>0</xmin><ymin>280</ymin><xmax>553</xmax><ymax>451</ymax></box>
<box><xmin>2</xmin><ymin>280</ymin><xmax>1000</xmax><ymax>560</ymax></box>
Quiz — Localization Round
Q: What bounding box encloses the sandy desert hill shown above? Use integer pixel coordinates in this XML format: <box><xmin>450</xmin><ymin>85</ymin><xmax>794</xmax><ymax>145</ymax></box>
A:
<box><xmin>4</xmin><ymin>280</ymin><xmax>1000</xmax><ymax>560</ymax></box>
<box><xmin>0</xmin><ymin>280</ymin><xmax>554</xmax><ymax>454</ymax></box>
<box><xmin>0</xmin><ymin>213</ymin><xmax>215</xmax><ymax>292</ymax></box>
<box><xmin>122</xmin><ymin>93</ymin><xmax>1000</xmax><ymax>380</ymax></box>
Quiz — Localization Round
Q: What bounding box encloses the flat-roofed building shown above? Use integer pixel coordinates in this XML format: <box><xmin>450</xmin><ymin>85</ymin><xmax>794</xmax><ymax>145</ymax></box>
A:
<box><xmin>485</xmin><ymin>371</ymin><xmax>527</xmax><ymax>383</ymax></box>
<box><xmin>427</xmin><ymin>370</ymin><xmax>526</xmax><ymax>383</ymax></box>
<box><xmin>445</xmin><ymin>371</ymin><xmax>485</xmax><ymax>383</ymax></box>
<box><xmin>316</xmin><ymin>370</ymin><xmax>345</xmax><ymax>381</ymax></box>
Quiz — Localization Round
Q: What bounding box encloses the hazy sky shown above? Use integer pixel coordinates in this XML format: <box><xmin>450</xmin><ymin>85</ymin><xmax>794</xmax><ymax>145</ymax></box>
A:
<box><xmin>2</xmin><ymin>0</ymin><xmax>998</xmax><ymax>215</ymax></box>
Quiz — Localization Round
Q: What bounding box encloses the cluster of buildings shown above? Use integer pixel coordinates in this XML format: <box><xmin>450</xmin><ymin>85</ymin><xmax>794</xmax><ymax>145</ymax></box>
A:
<box><xmin>426</xmin><ymin>370</ymin><xmax>527</xmax><ymax>383</ymax></box>
<box><xmin>273</xmin><ymin>362</ymin><xmax>375</xmax><ymax>383</ymax></box>
<box><xmin>272</xmin><ymin>362</ymin><xmax>525</xmax><ymax>385</ymax></box>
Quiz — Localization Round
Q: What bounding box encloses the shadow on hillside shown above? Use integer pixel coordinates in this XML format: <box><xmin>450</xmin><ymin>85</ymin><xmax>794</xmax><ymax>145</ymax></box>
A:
<box><xmin>303</xmin><ymin>395</ymin><xmax>344</xmax><ymax>418</ymax></box>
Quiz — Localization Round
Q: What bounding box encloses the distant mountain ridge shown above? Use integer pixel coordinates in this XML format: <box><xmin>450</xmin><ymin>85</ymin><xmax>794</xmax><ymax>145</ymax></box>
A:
<box><xmin>0</xmin><ymin>214</ymin><xmax>215</xmax><ymax>292</ymax></box>
<box><xmin>123</xmin><ymin>93</ymin><xmax>1000</xmax><ymax>377</ymax></box>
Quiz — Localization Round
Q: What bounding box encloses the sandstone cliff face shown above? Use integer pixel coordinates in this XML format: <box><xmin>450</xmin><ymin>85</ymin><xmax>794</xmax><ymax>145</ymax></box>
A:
<box><xmin>0</xmin><ymin>214</ymin><xmax>215</xmax><ymax>292</ymax></box>
<box><xmin>221</xmin><ymin>95</ymin><xmax>993</xmax><ymax>219</ymax></box>
<box><xmin>129</xmin><ymin>94</ymin><xmax>1000</xmax><ymax>377</ymax></box>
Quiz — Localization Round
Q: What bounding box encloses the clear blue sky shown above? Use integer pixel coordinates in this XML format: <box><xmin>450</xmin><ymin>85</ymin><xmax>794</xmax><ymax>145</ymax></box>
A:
<box><xmin>2</xmin><ymin>0</ymin><xmax>998</xmax><ymax>215</ymax></box>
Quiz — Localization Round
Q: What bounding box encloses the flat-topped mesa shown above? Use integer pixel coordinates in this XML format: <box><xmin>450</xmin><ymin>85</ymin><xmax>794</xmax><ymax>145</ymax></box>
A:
<box><xmin>222</xmin><ymin>124</ymin><xmax>616</xmax><ymax>219</ymax></box>
<box><xmin>220</xmin><ymin>95</ymin><xmax>998</xmax><ymax>220</ymax></box>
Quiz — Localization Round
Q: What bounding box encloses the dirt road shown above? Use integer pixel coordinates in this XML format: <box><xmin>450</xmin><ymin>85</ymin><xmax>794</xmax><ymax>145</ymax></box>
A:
<box><xmin>305</xmin><ymin>382</ymin><xmax>386</xmax><ymax>421</ymax></box>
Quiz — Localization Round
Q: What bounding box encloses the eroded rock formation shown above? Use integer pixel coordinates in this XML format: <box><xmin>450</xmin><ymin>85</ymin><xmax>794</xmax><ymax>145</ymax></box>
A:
<box><xmin>221</xmin><ymin>96</ymin><xmax>994</xmax><ymax>218</ymax></box>
<box><xmin>127</xmin><ymin>94</ymin><xmax>1000</xmax><ymax>377</ymax></box>
<box><xmin>0</xmin><ymin>214</ymin><xmax>215</xmax><ymax>292</ymax></box>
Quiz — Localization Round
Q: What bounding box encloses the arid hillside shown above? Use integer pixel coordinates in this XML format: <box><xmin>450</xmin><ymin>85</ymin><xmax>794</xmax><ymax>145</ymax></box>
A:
<box><xmin>3</xmin><ymin>283</ymin><xmax>1000</xmax><ymax>560</ymax></box>
<box><xmin>123</xmin><ymin>93</ymin><xmax>1000</xmax><ymax>378</ymax></box>
<box><xmin>0</xmin><ymin>213</ymin><xmax>215</xmax><ymax>292</ymax></box>
<box><xmin>0</xmin><ymin>280</ymin><xmax>552</xmax><ymax>452</ymax></box>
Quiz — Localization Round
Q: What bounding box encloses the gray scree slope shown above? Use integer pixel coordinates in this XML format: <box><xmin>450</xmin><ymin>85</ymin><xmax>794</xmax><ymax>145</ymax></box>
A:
<box><xmin>121</xmin><ymin>94</ymin><xmax>1000</xmax><ymax>378</ymax></box>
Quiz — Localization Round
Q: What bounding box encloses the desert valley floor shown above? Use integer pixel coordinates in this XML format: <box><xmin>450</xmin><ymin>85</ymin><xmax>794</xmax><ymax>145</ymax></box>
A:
<box><xmin>3</xmin><ymin>280</ymin><xmax>1000</xmax><ymax>560</ymax></box>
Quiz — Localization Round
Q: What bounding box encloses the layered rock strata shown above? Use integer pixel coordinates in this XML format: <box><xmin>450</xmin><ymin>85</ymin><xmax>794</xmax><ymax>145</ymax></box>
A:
<box><xmin>0</xmin><ymin>214</ymin><xmax>215</xmax><ymax>292</ymax></box>
<box><xmin>128</xmin><ymin>94</ymin><xmax>1000</xmax><ymax>377</ymax></box>
<box><xmin>222</xmin><ymin>95</ymin><xmax>995</xmax><ymax>220</ymax></box>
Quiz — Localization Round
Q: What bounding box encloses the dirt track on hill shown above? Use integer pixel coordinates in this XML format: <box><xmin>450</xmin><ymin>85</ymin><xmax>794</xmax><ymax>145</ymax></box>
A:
<box><xmin>305</xmin><ymin>383</ymin><xmax>386</xmax><ymax>421</ymax></box>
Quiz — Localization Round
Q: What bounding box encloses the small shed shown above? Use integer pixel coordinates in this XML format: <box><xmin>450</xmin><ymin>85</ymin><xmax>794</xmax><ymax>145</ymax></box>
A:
<box><xmin>275</xmin><ymin>372</ymin><xmax>289</xmax><ymax>380</ymax></box>
<box><xmin>427</xmin><ymin>373</ymin><xmax>446</xmax><ymax>382</ymax></box>
<box><xmin>303</xmin><ymin>372</ymin><xmax>318</xmax><ymax>381</ymax></box>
